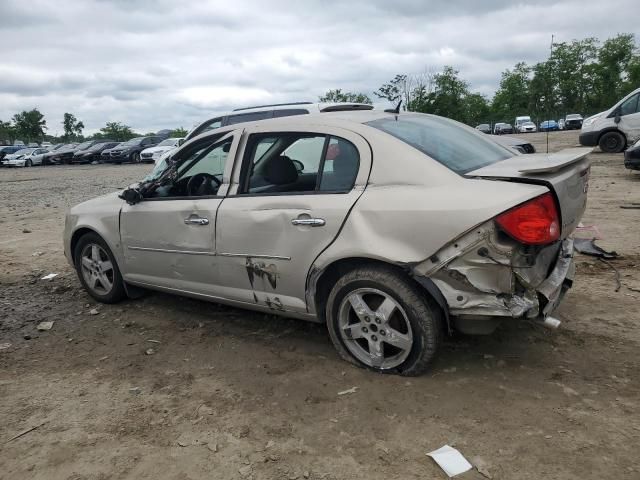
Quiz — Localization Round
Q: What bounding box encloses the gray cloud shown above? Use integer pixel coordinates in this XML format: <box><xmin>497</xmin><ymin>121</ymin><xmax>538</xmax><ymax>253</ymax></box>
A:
<box><xmin>0</xmin><ymin>0</ymin><xmax>637</xmax><ymax>133</ymax></box>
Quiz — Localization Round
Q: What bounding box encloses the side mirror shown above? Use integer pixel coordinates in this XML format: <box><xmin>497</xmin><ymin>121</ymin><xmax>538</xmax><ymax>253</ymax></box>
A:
<box><xmin>178</xmin><ymin>139</ymin><xmax>185</xmax><ymax>146</ymax></box>
<box><xmin>119</xmin><ymin>187</ymin><xmax>143</xmax><ymax>205</ymax></box>
<box><xmin>614</xmin><ymin>113</ymin><xmax>621</xmax><ymax>124</ymax></box>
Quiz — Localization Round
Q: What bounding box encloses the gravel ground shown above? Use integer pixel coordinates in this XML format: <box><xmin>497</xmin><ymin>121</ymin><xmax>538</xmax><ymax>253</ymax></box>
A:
<box><xmin>1</xmin><ymin>131</ymin><xmax>639</xmax><ymax>480</ymax></box>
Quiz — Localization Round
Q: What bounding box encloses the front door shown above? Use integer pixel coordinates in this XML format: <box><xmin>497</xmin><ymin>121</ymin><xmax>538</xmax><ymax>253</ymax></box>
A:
<box><xmin>215</xmin><ymin>126</ymin><xmax>371</xmax><ymax>314</ymax></box>
<box><xmin>618</xmin><ymin>92</ymin><xmax>640</xmax><ymax>144</ymax></box>
<box><xmin>120</xmin><ymin>132</ymin><xmax>240</xmax><ymax>295</ymax></box>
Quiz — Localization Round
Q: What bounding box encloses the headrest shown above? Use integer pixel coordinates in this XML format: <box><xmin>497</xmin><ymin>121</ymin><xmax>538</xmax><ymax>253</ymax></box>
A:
<box><xmin>264</xmin><ymin>155</ymin><xmax>298</xmax><ymax>185</ymax></box>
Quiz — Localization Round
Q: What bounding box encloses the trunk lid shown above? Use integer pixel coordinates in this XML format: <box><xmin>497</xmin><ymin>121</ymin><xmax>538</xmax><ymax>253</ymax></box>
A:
<box><xmin>466</xmin><ymin>148</ymin><xmax>592</xmax><ymax>239</ymax></box>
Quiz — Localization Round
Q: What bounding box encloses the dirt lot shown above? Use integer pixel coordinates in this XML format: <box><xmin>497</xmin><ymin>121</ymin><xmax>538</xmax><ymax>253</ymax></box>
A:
<box><xmin>1</xmin><ymin>131</ymin><xmax>639</xmax><ymax>480</ymax></box>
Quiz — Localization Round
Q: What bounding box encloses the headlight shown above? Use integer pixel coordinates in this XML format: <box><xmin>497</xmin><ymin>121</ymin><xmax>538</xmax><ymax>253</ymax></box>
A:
<box><xmin>583</xmin><ymin>117</ymin><xmax>597</xmax><ymax>127</ymax></box>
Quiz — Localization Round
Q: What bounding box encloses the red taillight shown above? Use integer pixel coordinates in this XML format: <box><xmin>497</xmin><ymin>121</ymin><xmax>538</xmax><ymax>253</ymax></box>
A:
<box><xmin>495</xmin><ymin>192</ymin><xmax>560</xmax><ymax>245</ymax></box>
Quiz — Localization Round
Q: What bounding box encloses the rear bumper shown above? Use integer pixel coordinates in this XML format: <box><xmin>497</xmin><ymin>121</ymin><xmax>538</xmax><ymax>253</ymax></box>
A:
<box><xmin>579</xmin><ymin>131</ymin><xmax>599</xmax><ymax>146</ymax></box>
<box><xmin>624</xmin><ymin>149</ymin><xmax>640</xmax><ymax>170</ymax></box>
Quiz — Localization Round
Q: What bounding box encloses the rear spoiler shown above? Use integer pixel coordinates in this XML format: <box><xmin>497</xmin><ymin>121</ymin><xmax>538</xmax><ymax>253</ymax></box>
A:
<box><xmin>517</xmin><ymin>148</ymin><xmax>593</xmax><ymax>174</ymax></box>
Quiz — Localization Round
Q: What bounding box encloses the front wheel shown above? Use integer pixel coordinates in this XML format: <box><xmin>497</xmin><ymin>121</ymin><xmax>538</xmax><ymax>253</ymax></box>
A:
<box><xmin>74</xmin><ymin>233</ymin><xmax>127</xmax><ymax>303</ymax></box>
<box><xmin>326</xmin><ymin>265</ymin><xmax>442</xmax><ymax>376</ymax></box>
<box><xmin>25</xmin><ymin>159</ymin><xmax>32</xmax><ymax>167</ymax></box>
<box><xmin>132</xmin><ymin>152</ymin><xmax>141</xmax><ymax>163</ymax></box>
<box><xmin>599</xmin><ymin>131</ymin><xmax>626</xmax><ymax>153</ymax></box>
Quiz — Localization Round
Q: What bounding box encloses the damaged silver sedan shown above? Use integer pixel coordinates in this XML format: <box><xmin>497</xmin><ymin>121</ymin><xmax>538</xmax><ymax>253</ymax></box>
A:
<box><xmin>64</xmin><ymin>111</ymin><xmax>590</xmax><ymax>375</ymax></box>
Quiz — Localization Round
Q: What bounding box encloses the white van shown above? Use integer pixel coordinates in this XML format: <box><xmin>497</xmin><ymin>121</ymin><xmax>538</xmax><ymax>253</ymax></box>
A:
<box><xmin>579</xmin><ymin>87</ymin><xmax>640</xmax><ymax>153</ymax></box>
<box><xmin>514</xmin><ymin>116</ymin><xmax>532</xmax><ymax>133</ymax></box>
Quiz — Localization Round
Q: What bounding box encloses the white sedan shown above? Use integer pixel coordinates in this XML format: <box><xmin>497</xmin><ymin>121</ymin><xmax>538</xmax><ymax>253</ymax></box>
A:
<box><xmin>2</xmin><ymin>147</ymin><xmax>49</xmax><ymax>167</ymax></box>
<box><xmin>140</xmin><ymin>137</ymin><xmax>184</xmax><ymax>164</ymax></box>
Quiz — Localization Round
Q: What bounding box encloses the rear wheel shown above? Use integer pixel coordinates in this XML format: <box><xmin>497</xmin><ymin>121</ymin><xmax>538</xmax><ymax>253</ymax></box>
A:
<box><xmin>326</xmin><ymin>265</ymin><xmax>442</xmax><ymax>376</ymax></box>
<box><xmin>74</xmin><ymin>233</ymin><xmax>126</xmax><ymax>303</ymax></box>
<box><xmin>599</xmin><ymin>131</ymin><xmax>625</xmax><ymax>153</ymax></box>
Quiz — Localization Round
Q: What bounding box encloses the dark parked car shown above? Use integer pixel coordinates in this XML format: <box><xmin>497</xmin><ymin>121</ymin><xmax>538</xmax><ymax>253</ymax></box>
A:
<box><xmin>57</xmin><ymin>140</ymin><xmax>117</xmax><ymax>164</ymax></box>
<box><xmin>492</xmin><ymin>135</ymin><xmax>536</xmax><ymax>154</ymax></box>
<box><xmin>106</xmin><ymin>136</ymin><xmax>162</xmax><ymax>164</ymax></box>
<box><xmin>40</xmin><ymin>143</ymin><xmax>78</xmax><ymax>165</ymax></box>
<box><xmin>564</xmin><ymin>114</ymin><xmax>583</xmax><ymax>130</ymax></box>
<box><xmin>0</xmin><ymin>145</ymin><xmax>28</xmax><ymax>162</ymax></box>
<box><xmin>494</xmin><ymin>123</ymin><xmax>514</xmax><ymax>135</ymax></box>
<box><xmin>624</xmin><ymin>139</ymin><xmax>640</xmax><ymax>170</ymax></box>
<box><xmin>72</xmin><ymin>141</ymin><xmax>120</xmax><ymax>164</ymax></box>
<box><xmin>475</xmin><ymin>124</ymin><xmax>491</xmax><ymax>134</ymax></box>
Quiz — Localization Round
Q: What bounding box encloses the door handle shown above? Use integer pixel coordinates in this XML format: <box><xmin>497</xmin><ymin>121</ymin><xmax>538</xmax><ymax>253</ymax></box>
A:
<box><xmin>291</xmin><ymin>218</ymin><xmax>325</xmax><ymax>227</ymax></box>
<box><xmin>184</xmin><ymin>216</ymin><xmax>209</xmax><ymax>225</ymax></box>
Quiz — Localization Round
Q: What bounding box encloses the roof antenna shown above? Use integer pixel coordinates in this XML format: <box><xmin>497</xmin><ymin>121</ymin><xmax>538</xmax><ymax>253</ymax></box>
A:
<box><xmin>384</xmin><ymin>99</ymin><xmax>402</xmax><ymax>114</ymax></box>
<box><xmin>546</xmin><ymin>34</ymin><xmax>554</xmax><ymax>154</ymax></box>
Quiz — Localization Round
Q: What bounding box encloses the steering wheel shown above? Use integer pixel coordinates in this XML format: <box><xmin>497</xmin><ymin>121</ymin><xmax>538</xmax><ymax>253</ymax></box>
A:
<box><xmin>291</xmin><ymin>159</ymin><xmax>304</xmax><ymax>173</ymax></box>
<box><xmin>186</xmin><ymin>172</ymin><xmax>221</xmax><ymax>196</ymax></box>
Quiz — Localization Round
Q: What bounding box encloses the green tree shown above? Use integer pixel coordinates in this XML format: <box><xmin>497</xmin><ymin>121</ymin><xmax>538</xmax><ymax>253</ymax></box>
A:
<box><xmin>62</xmin><ymin>113</ymin><xmax>85</xmax><ymax>141</ymax></box>
<box><xmin>549</xmin><ymin>38</ymin><xmax>598</xmax><ymax>115</ymax></box>
<box><xmin>98</xmin><ymin>122</ymin><xmax>136</xmax><ymax>141</ymax></box>
<box><xmin>319</xmin><ymin>89</ymin><xmax>372</xmax><ymax>104</ymax></box>
<box><xmin>374</xmin><ymin>74</ymin><xmax>407</xmax><ymax>103</ymax></box>
<box><xmin>491</xmin><ymin>62</ymin><xmax>531</xmax><ymax>122</ymax></box>
<box><xmin>428</xmin><ymin>66</ymin><xmax>470</xmax><ymax>122</ymax></box>
<box><xmin>171</xmin><ymin>127</ymin><xmax>189</xmax><ymax>137</ymax></box>
<box><xmin>0</xmin><ymin>120</ymin><xmax>16</xmax><ymax>144</ymax></box>
<box><xmin>593</xmin><ymin>34</ymin><xmax>638</xmax><ymax>112</ymax></box>
<box><xmin>12</xmin><ymin>109</ymin><xmax>47</xmax><ymax>143</ymax></box>
<box><xmin>464</xmin><ymin>93</ymin><xmax>491</xmax><ymax>125</ymax></box>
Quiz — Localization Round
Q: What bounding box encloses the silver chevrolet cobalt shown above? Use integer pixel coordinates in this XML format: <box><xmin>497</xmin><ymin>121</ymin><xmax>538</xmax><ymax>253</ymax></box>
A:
<box><xmin>64</xmin><ymin>110</ymin><xmax>590</xmax><ymax>375</ymax></box>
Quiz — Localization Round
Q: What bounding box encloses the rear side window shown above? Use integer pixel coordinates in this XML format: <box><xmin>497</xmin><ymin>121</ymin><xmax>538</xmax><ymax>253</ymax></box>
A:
<box><xmin>241</xmin><ymin>134</ymin><xmax>359</xmax><ymax>194</ymax></box>
<box><xmin>272</xmin><ymin>109</ymin><xmax>309</xmax><ymax>118</ymax></box>
<box><xmin>367</xmin><ymin>114</ymin><xmax>512</xmax><ymax>174</ymax></box>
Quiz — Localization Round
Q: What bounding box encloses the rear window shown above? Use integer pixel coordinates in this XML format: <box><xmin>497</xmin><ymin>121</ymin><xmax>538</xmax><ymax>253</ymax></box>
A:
<box><xmin>367</xmin><ymin>114</ymin><xmax>513</xmax><ymax>174</ymax></box>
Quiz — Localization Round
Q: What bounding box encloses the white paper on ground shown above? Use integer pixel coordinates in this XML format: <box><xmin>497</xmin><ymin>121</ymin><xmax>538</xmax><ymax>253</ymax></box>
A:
<box><xmin>41</xmin><ymin>273</ymin><xmax>58</xmax><ymax>280</ymax></box>
<box><xmin>427</xmin><ymin>445</ymin><xmax>473</xmax><ymax>477</ymax></box>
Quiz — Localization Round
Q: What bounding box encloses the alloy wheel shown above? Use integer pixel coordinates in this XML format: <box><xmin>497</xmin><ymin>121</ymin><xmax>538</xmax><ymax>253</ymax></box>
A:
<box><xmin>80</xmin><ymin>243</ymin><xmax>115</xmax><ymax>295</ymax></box>
<box><xmin>337</xmin><ymin>288</ymin><xmax>413</xmax><ymax>369</ymax></box>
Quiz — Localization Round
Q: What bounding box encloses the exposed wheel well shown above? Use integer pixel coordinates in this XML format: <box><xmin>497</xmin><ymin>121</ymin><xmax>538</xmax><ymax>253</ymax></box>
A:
<box><xmin>312</xmin><ymin>257</ymin><xmax>448</xmax><ymax>328</ymax></box>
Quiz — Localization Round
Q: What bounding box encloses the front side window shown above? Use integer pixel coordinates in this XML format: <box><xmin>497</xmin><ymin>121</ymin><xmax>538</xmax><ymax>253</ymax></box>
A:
<box><xmin>620</xmin><ymin>94</ymin><xmax>639</xmax><ymax>116</ymax></box>
<box><xmin>241</xmin><ymin>133</ymin><xmax>359</xmax><ymax>194</ymax></box>
<box><xmin>367</xmin><ymin>114</ymin><xmax>512</xmax><ymax>174</ymax></box>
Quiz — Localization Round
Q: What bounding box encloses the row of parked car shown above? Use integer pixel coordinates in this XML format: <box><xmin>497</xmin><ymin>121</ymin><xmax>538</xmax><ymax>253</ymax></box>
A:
<box><xmin>475</xmin><ymin>114</ymin><xmax>584</xmax><ymax>136</ymax></box>
<box><xmin>0</xmin><ymin>136</ymin><xmax>184</xmax><ymax>167</ymax></box>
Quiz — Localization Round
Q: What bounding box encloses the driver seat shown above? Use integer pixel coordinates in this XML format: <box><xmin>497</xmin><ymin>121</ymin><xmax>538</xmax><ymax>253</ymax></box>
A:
<box><xmin>261</xmin><ymin>155</ymin><xmax>299</xmax><ymax>192</ymax></box>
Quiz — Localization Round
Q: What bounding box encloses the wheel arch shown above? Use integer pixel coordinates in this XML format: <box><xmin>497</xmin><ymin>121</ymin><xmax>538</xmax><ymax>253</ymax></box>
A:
<box><xmin>598</xmin><ymin>127</ymin><xmax>627</xmax><ymax>145</ymax></box>
<box><xmin>307</xmin><ymin>256</ymin><xmax>450</xmax><ymax>332</ymax></box>
<box><xmin>70</xmin><ymin>227</ymin><xmax>100</xmax><ymax>259</ymax></box>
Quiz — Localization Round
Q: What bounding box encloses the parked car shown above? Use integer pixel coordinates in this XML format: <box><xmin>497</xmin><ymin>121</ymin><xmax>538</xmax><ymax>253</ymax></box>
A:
<box><xmin>1</xmin><ymin>147</ymin><xmax>49</xmax><ymax>167</ymax></box>
<box><xmin>140</xmin><ymin>137</ymin><xmax>184</xmax><ymax>164</ymax></box>
<box><xmin>185</xmin><ymin>101</ymin><xmax>374</xmax><ymax>141</ymax></box>
<box><xmin>494</xmin><ymin>123</ymin><xmax>514</xmax><ymax>135</ymax></box>
<box><xmin>58</xmin><ymin>140</ymin><xmax>117</xmax><ymax>164</ymax></box>
<box><xmin>27</xmin><ymin>142</ymin><xmax>39</xmax><ymax>148</ymax></box>
<box><xmin>519</xmin><ymin>121</ymin><xmax>537</xmax><ymax>133</ymax></box>
<box><xmin>514</xmin><ymin>116</ymin><xmax>533</xmax><ymax>133</ymax></box>
<box><xmin>0</xmin><ymin>145</ymin><xmax>28</xmax><ymax>162</ymax></box>
<box><xmin>539</xmin><ymin>120</ymin><xmax>559</xmax><ymax>131</ymax></box>
<box><xmin>580</xmin><ymin>87</ymin><xmax>640</xmax><ymax>153</ymax></box>
<box><xmin>72</xmin><ymin>141</ymin><xmax>120</xmax><ymax>164</ymax></box>
<box><xmin>105</xmin><ymin>136</ymin><xmax>163</xmax><ymax>164</ymax></box>
<box><xmin>64</xmin><ymin>111</ymin><xmax>588</xmax><ymax>375</ymax></box>
<box><xmin>564</xmin><ymin>114</ymin><xmax>583</xmax><ymax>130</ymax></box>
<box><xmin>491</xmin><ymin>135</ymin><xmax>536</xmax><ymax>154</ymax></box>
<box><xmin>42</xmin><ymin>143</ymin><xmax>78</xmax><ymax>165</ymax></box>
<box><xmin>624</xmin><ymin>138</ymin><xmax>640</xmax><ymax>170</ymax></box>
<box><xmin>558</xmin><ymin>119</ymin><xmax>565</xmax><ymax>130</ymax></box>
<box><xmin>100</xmin><ymin>144</ymin><xmax>121</xmax><ymax>163</ymax></box>
<box><xmin>475</xmin><ymin>124</ymin><xmax>491</xmax><ymax>134</ymax></box>
<box><xmin>41</xmin><ymin>142</ymin><xmax>53</xmax><ymax>148</ymax></box>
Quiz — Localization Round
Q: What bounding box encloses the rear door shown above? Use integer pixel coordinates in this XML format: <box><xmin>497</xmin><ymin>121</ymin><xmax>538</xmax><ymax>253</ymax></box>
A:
<box><xmin>215</xmin><ymin>125</ymin><xmax>372</xmax><ymax>314</ymax></box>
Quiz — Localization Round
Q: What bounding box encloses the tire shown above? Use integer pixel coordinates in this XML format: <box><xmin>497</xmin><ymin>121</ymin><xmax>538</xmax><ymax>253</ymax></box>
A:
<box><xmin>132</xmin><ymin>152</ymin><xmax>141</xmax><ymax>164</ymax></box>
<box><xmin>73</xmin><ymin>232</ymin><xmax>127</xmax><ymax>303</ymax></box>
<box><xmin>599</xmin><ymin>131</ymin><xmax>626</xmax><ymax>153</ymax></box>
<box><xmin>25</xmin><ymin>159</ymin><xmax>32</xmax><ymax>167</ymax></box>
<box><xmin>326</xmin><ymin>265</ymin><xmax>443</xmax><ymax>376</ymax></box>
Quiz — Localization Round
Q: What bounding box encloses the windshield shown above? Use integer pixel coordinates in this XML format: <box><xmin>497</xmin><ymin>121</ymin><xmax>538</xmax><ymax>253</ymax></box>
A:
<box><xmin>76</xmin><ymin>141</ymin><xmax>93</xmax><ymax>150</ymax></box>
<box><xmin>14</xmin><ymin>148</ymin><xmax>34</xmax><ymax>155</ymax></box>
<box><xmin>367</xmin><ymin>114</ymin><xmax>513</xmax><ymax>174</ymax></box>
<box><xmin>157</xmin><ymin>139</ymin><xmax>176</xmax><ymax>147</ymax></box>
<box><xmin>122</xmin><ymin>138</ymin><xmax>143</xmax><ymax>146</ymax></box>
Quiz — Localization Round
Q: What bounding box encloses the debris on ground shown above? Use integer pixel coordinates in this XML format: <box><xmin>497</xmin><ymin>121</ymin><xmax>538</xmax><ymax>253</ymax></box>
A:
<box><xmin>40</xmin><ymin>273</ymin><xmax>58</xmax><ymax>281</ymax></box>
<box><xmin>89</xmin><ymin>308</ymin><xmax>99</xmax><ymax>315</ymax></box>
<box><xmin>573</xmin><ymin>238</ymin><xmax>618</xmax><ymax>259</ymax></box>
<box><xmin>337</xmin><ymin>386</ymin><xmax>358</xmax><ymax>396</ymax></box>
<box><xmin>0</xmin><ymin>343</ymin><xmax>12</xmax><ymax>351</ymax></box>
<box><xmin>36</xmin><ymin>321</ymin><xmax>54</xmax><ymax>331</ymax></box>
<box><xmin>207</xmin><ymin>442</ymin><xmax>218</xmax><ymax>453</ymax></box>
<box><xmin>129</xmin><ymin>387</ymin><xmax>141</xmax><ymax>395</ymax></box>
<box><xmin>146</xmin><ymin>339</ymin><xmax>161</xmax><ymax>344</ymax></box>
<box><xmin>22</xmin><ymin>229</ymin><xmax>31</xmax><ymax>233</ymax></box>
<box><xmin>574</xmin><ymin>223</ymin><xmax>603</xmax><ymax>239</ymax></box>
<box><xmin>145</xmin><ymin>348</ymin><xmax>155</xmax><ymax>355</ymax></box>
<box><xmin>31</xmin><ymin>251</ymin><xmax>44</xmax><ymax>257</ymax></box>
<box><xmin>427</xmin><ymin>445</ymin><xmax>473</xmax><ymax>477</ymax></box>
<box><xmin>6</xmin><ymin>422</ymin><xmax>47</xmax><ymax>443</ymax></box>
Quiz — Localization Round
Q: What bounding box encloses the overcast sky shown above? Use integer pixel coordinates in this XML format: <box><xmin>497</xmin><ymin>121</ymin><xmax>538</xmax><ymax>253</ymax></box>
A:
<box><xmin>1</xmin><ymin>0</ymin><xmax>637</xmax><ymax>134</ymax></box>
